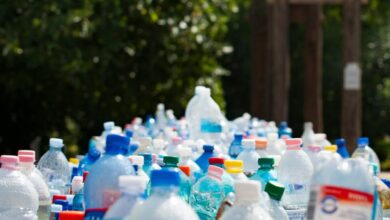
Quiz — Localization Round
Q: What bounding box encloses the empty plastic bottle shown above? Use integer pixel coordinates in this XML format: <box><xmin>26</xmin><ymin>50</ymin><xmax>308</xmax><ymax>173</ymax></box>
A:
<box><xmin>77</xmin><ymin>146</ymin><xmax>101</xmax><ymax>175</ymax></box>
<box><xmin>228</xmin><ymin>133</ymin><xmax>243</xmax><ymax>159</ymax></box>
<box><xmin>0</xmin><ymin>155</ymin><xmax>39</xmax><ymax>219</ymax></box>
<box><xmin>266</xmin><ymin>132</ymin><xmax>285</xmax><ymax>156</ymax></box>
<box><xmin>279</xmin><ymin>121</ymin><xmax>293</xmax><ymax>138</ymax></box>
<box><xmin>178</xmin><ymin>147</ymin><xmax>203</xmax><ymax>182</ymax></box>
<box><xmin>162</xmin><ymin>156</ymin><xmax>191</xmax><ymax>202</ymax></box>
<box><xmin>195</xmin><ymin>144</ymin><xmax>217</xmax><ymax>173</ymax></box>
<box><xmin>315</xmin><ymin>145</ymin><xmax>342</xmax><ymax>171</ymax></box>
<box><xmin>314</xmin><ymin>133</ymin><xmax>331</xmax><ymax>149</ymax></box>
<box><xmin>220</xmin><ymin>180</ymin><xmax>271</xmax><ymax>220</ymax></box>
<box><xmin>352</xmin><ymin>137</ymin><xmax>380</xmax><ymax>172</ymax></box>
<box><xmin>209</xmin><ymin>157</ymin><xmax>234</xmax><ymax>196</ymax></box>
<box><xmin>37</xmin><ymin>138</ymin><xmax>71</xmax><ymax>194</ymax></box>
<box><xmin>305</xmin><ymin>145</ymin><xmax>322</xmax><ymax>168</ymax></box>
<box><xmin>335</xmin><ymin>138</ymin><xmax>350</xmax><ymax>159</ymax></box>
<box><xmin>84</xmin><ymin>134</ymin><xmax>135</xmax><ymax>219</ymax></box>
<box><xmin>185</xmin><ymin>86</ymin><xmax>206</xmax><ymax>121</ymax></box>
<box><xmin>237</xmin><ymin>139</ymin><xmax>259</xmax><ymax>177</ymax></box>
<box><xmin>71</xmin><ymin>176</ymin><xmax>84</xmax><ymax>211</ymax></box>
<box><xmin>104</xmin><ymin>175</ymin><xmax>147</xmax><ymax>220</ymax></box>
<box><xmin>277</xmin><ymin>138</ymin><xmax>314</xmax><ymax>210</ymax></box>
<box><xmin>224</xmin><ymin>160</ymin><xmax>247</xmax><ymax>181</ymax></box>
<box><xmin>255</xmin><ymin>138</ymin><xmax>268</xmax><ymax>157</ymax></box>
<box><xmin>156</xmin><ymin>103</ymin><xmax>168</xmax><ymax>130</ymax></box>
<box><xmin>265</xmin><ymin>181</ymin><xmax>288</xmax><ymax>220</ymax></box>
<box><xmin>128</xmin><ymin>169</ymin><xmax>199</xmax><ymax>220</ymax></box>
<box><xmin>190</xmin><ymin>165</ymin><xmax>225</xmax><ymax>220</ymax></box>
<box><xmin>250</xmin><ymin>157</ymin><xmax>277</xmax><ymax>190</ymax></box>
<box><xmin>301</xmin><ymin>122</ymin><xmax>316</xmax><ymax>149</ymax></box>
<box><xmin>19</xmin><ymin>154</ymin><xmax>51</xmax><ymax>220</ymax></box>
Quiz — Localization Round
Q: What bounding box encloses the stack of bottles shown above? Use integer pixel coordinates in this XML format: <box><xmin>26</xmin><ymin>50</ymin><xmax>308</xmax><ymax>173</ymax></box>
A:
<box><xmin>0</xmin><ymin>85</ymin><xmax>388</xmax><ymax>220</ymax></box>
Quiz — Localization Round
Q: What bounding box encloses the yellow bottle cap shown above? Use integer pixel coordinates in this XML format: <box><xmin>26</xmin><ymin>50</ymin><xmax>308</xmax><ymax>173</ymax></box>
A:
<box><xmin>69</xmin><ymin>158</ymin><xmax>79</xmax><ymax>165</ymax></box>
<box><xmin>324</xmin><ymin>145</ymin><xmax>338</xmax><ymax>153</ymax></box>
<box><xmin>224</xmin><ymin>160</ymin><xmax>244</xmax><ymax>174</ymax></box>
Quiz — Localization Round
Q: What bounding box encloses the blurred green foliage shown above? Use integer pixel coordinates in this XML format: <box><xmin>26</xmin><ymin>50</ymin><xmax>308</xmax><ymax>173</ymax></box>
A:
<box><xmin>0</xmin><ymin>0</ymin><xmax>238</xmax><ymax>155</ymax></box>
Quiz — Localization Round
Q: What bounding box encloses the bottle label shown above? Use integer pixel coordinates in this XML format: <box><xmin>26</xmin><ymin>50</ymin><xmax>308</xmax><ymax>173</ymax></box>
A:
<box><xmin>307</xmin><ymin>185</ymin><xmax>374</xmax><ymax>220</ymax></box>
<box><xmin>200</xmin><ymin>119</ymin><xmax>222</xmax><ymax>133</ymax></box>
<box><xmin>286</xmin><ymin>183</ymin><xmax>308</xmax><ymax>194</ymax></box>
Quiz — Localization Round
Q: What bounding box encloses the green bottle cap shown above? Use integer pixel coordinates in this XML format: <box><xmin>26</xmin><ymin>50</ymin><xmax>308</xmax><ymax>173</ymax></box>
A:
<box><xmin>258</xmin><ymin>157</ymin><xmax>274</xmax><ymax>167</ymax></box>
<box><xmin>163</xmin><ymin>156</ymin><xmax>179</xmax><ymax>167</ymax></box>
<box><xmin>265</xmin><ymin>181</ymin><xmax>285</xmax><ymax>201</ymax></box>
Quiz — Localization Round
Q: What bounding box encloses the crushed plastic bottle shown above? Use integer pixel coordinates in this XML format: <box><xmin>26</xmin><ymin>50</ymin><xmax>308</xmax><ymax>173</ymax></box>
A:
<box><xmin>237</xmin><ymin>139</ymin><xmax>259</xmax><ymax>177</ymax></box>
<box><xmin>265</xmin><ymin>181</ymin><xmax>289</xmax><ymax>220</ymax></box>
<box><xmin>37</xmin><ymin>138</ymin><xmax>71</xmax><ymax>194</ymax></box>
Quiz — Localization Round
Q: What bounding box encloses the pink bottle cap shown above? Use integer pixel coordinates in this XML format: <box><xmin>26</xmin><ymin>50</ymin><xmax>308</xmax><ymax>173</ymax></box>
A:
<box><xmin>285</xmin><ymin>138</ymin><xmax>302</xmax><ymax>150</ymax></box>
<box><xmin>18</xmin><ymin>150</ymin><xmax>36</xmax><ymax>162</ymax></box>
<box><xmin>308</xmin><ymin>145</ymin><xmax>321</xmax><ymax>153</ymax></box>
<box><xmin>172</xmin><ymin>136</ymin><xmax>182</xmax><ymax>145</ymax></box>
<box><xmin>18</xmin><ymin>155</ymin><xmax>35</xmax><ymax>163</ymax></box>
<box><xmin>207</xmin><ymin>165</ymin><xmax>224</xmax><ymax>181</ymax></box>
<box><xmin>0</xmin><ymin>155</ymin><xmax>19</xmax><ymax>170</ymax></box>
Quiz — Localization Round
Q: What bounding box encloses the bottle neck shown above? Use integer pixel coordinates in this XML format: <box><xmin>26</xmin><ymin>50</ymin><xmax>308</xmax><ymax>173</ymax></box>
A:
<box><xmin>151</xmin><ymin>186</ymin><xmax>179</xmax><ymax>196</ymax></box>
<box><xmin>258</xmin><ymin>166</ymin><xmax>273</xmax><ymax>172</ymax></box>
<box><xmin>19</xmin><ymin>162</ymin><xmax>34</xmax><ymax>174</ymax></box>
<box><xmin>1</xmin><ymin>163</ymin><xmax>18</xmax><ymax>171</ymax></box>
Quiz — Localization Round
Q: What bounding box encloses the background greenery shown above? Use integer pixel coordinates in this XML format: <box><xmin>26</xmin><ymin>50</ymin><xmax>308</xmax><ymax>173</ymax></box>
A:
<box><xmin>0</xmin><ymin>0</ymin><xmax>389</xmax><ymax>166</ymax></box>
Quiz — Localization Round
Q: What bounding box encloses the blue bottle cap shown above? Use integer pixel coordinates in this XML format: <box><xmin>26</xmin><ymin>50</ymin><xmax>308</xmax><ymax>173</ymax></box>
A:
<box><xmin>335</xmin><ymin>138</ymin><xmax>345</xmax><ymax>147</ymax></box>
<box><xmin>151</xmin><ymin>169</ymin><xmax>180</xmax><ymax>188</ymax></box>
<box><xmin>125</xmin><ymin>129</ymin><xmax>133</xmax><ymax>138</ymax></box>
<box><xmin>88</xmin><ymin>147</ymin><xmax>101</xmax><ymax>160</ymax></box>
<box><xmin>234</xmin><ymin>133</ymin><xmax>243</xmax><ymax>139</ymax></box>
<box><xmin>106</xmin><ymin>134</ymin><xmax>130</xmax><ymax>154</ymax></box>
<box><xmin>203</xmin><ymin>144</ymin><xmax>214</xmax><ymax>152</ymax></box>
<box><xmin>280</xmin><ymin>121</ymin><xmax>288</xmax><ymax>128</ymax></box>
<box><xmin>357</xmin><ymin>137</ymin><xmax>369</xmax><ymax>147</ymax></box>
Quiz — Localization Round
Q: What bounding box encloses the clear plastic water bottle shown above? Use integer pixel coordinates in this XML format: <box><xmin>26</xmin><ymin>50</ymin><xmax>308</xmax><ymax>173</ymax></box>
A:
<box><xmin>305</xmin><ymin>145</ymin><xmax>322</xmax><ymax>168</ymax></box>
<box><xmin>277</xmin><ymin>138</ymin><xmax>313</xmax><ymax>210</ymax></box>
<box><xmin>352</xmin><ymin>137</ymin><xmax>380</xmax><ymax>172</ymax></box>
<box><xmin>104</xmin><ymin>175</ymin><xmax>147</xmax><ymax>219</ymax></box>
<box><xmin>166</xmin><ymin>136</ymin><xmax>182</xmax><ymax>157</ymax></box>
<box><xmin>162</xmin><ymin>156</ymin><xmax>191</xmax><ymax>202</ymax></box>
<box><xmin>37</xmin><ymin>138</ymin><xmax>71</xmax><ymax>194</ymax></box>
<box><xmin>84</xmin><ymin>134</ymin><xmax>135</xmax><ymax>219</ymax></box>
<box><xmin>19</xmin><ymin>154</ymin><xmax>51</xmax><ymax>220</ymax></box>
<box><xmin>178</xmin><ymin>147</ymin><xmax>203</xmax><ymax>182</ymax></box>
<box><xmin>185</xmin><ymin>86</ymin><xmax>206</xmax><ymax>121</ymax></box>
<box><xmin>250</xmin><ymin>157</ymin><xmax>277</xmax><ymax>190</ymax></box>
<box><xmin>237</xmin><ymin>139</ymin><xmax>259</xmax><ymax>177</ymax></box>
<box><xmin>71</xmin><ymin>175</ymin><xmax>85</xmax><ymax>211</ymax></box>
<box><xmin>77</xmin><ymin>146</ymin><xmax>101</xmax><ymax>175</ymax></box>
<box><xmin>190</xmin><ymin>165</ymin><xmax>225</xmax><ymax>220</ymax></box>
<box><xmin>315</xmin><ymin>145</ymin><xmax>342</xmax><ymax>171</ymax></box>
<box><xmin>301</xmin><ymin>122</ymin><xmax>315</xmax><ymax>149</ymax></box>
<box><xmin>228</xmin><ymin>133</ymin><xmax>243</xmax><ymax>159</ymax></box>
<box><xmin>156</xmin><ymin>103</ymin><xmax>168</xmax><ymax>130</ymax></box>
<box><xmin>266</xmin><ymin>132</ymin><xmax>285</xmax><ymax>156</ymax></box>
<box><xmin>255</xmin><ymin>138</ymin><xmax>268</xmax><ymax>158</ymax></box>
<box><xmin>128</xmin><ymin>169</ymin><xmax>199</xmax><ymax>220</ymax></box>
<box><xmin>195</xmin><ymin>144</ymin><xmax>217</xmax><ymax>173</ymax></box>
<box><xmin>308</xmin><ymin>158</ymin><xmax>375</xmax><ymax>220</ymax></box>
<box><xmin>278</xmin><ymin>121</ymin><xmax>292</xmax><ymax>138</ymax></box>
<box><xmin>264</xmin><ymin>181</ymin><xmax>288</xmax><ymax>220</ymax></box>
<box><xmin>0</xmin><ymin>155</ymin><xmax>39</xmax><ymax>219</ymax></box>
<box><xmin>209</xmin><ymin>157</ymin><xmax>234</xmax><ymax>196</ymax></box>
<box><xmin>335</xmin><ymin>138</ymin><xmax>350</xmax><ymax>159</ymax></box>
<box><xmin>219</xmin><ymin>180</ymin><xmax>271</xmax><ymax>220</ymax></box>
<box><xmin>224</xmin><ymin>160</ymin><xmax>247</xmax><ymax>181</ymax></box>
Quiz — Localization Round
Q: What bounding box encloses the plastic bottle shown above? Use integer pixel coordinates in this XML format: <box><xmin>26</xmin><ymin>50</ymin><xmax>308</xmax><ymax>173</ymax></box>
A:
<box><xmin>250</xmin><ymin>157</ymin><xmax>277</xmax><ymax>190</ymax></box>
<box><xmin>18</xmin><ymin>150</ymin><xmax>44</xmax><ymax>178</ymax></box>
<box><xmin>315</xmin><ymin>145</ymin><xmax>342</xmax><ymax>171</ymax></box>
<box><xmin>77</xmin><ymin>146</ymin><xmax>101</xmax><ymax>175</ymax></box>
<box><xmin>277</xmin><ymin>138</ymin><xmax>314</xmax><ymax>210</ymax></box>
<box><xmin>37</xmin><ymin>138</ymin><xmax>71</xmax><ymax>194</ymax></box>
<box><xmin>219</xmin><ymin>180</ymin><xmax>271</xmax><ymax>220</ymax></box>
<box><xmin>104</xmin><ymin>175</ymin><xmax>147</xmax><ymax>220</ymax></box>
<box><xmin>266</xmin><ymin>132</ymin><xmax>285</xmax><ymax>156</ymax></box>
<box><xmin>71</xmin><ymin>175</ymin><xmax>85</xmax><ymax>211</ymax></box>
<box><xmin>278</xmin><ymin>121</ymin><xmax>293</xmax><ymax>138</ymax></box>
<box><xmin>151</xmin><ymin>138</ymin><xmax>167</xmax><ymax>156</ymax></box>
<box><xmin>185</xmin><ymin>86</ymin><xmax>206</xmax><ymax>122</ymax></box>
<box><xmin>190</xmin><ymin>165</ymin><xmax>225</xmax><ymax>220</ymax></box>
<box><xmin>178</xmin><ymin>147</ymin><xmax>203</xmax><ymax>182</ymax></box>
<box><xmin>96</xmin><ymin>121</ymin><xmax>115</xmax><ymax>152</ymax></box>
<box><xmin>128</xmin><ymin>169</ymin><xmax>199</xmax><ymax>220</ymax></box>
<box><xmin>166</xmin><ymin>136</ymin><xmax>182</xmax><ymax>157</ymax></box>
<box><xmin>195</xmin><ymin>144</ymin><xmax>217</xmax><ymax>173</ymax></box>
<box><xmin>351</xmin><ymin>137</ymin><xmax>380</xmax><ymax>172</ymax></box>
<box><xmin>335</xmin><ymin>138</ymin><xmax>350</xmax><ymax>159</ymax></box>
<box><xmin>162</xmin><ymin>156</ymin><xmax>191</xmax><ymax>202</ymax></box>
<box><xmin>19</xmin><ymin>154</ymin><xmax>51</xmax><ymax>220</ymax></box>
<box><xmin>84</xmin><ymin>134</ymin><xmax>135</xmax><ymax>219</ymax></box>
<box><xmin>156</xmin><ymin>103</ymin><xmax>168</xmax><ymax>130</ymax></box>
<box><xmin>255</xmin><ymin>138</ymin><xmax>268</xmax><ymax>158</ymax></box>
<box><xmin>308</xmin><ymin>158</ymin><xmax>375</xmax><ymax>220</ymax></box>
<box><xmin>314</xmin><ymin>133</ymin><xmax>331</xmax><ymax>149</ymax></box>
<box><xmin>209</xmin><ymin>157</ymin><xmax>234</xmax><ymax>196</ymax></box>
<box><xmin>237</xmin><ymin>139</ymin><xmax>259</xmax><ymax>177</ymax></box>
<box><xmin>224</xmin><ymin>160</ymin><xmax>248</xmax><ymax>181</ymax></box>
<box><xmin>128</xmin><ymin>155</ymin><xmax>150</xmax><ymax>184</ymax></box>
<box><xmin>0</xmin><ymin>155</ymin><xmax>39</xmax><ymax>219</ymax></box>
<box><xmin>301</xmin><ymin>122</ymin><xmax>316</xmax><ymax>149</ymax></box>
<box><xmin>139</xmin><ymin>153</ymin><xmax>161</xmax><ymax>177</ymax></box>
<box><xmin>228</xmin><ymin>133</ymin><xmax>243</xmax><ymax>159</ymax></box>
<box><xmin>264</xmin><ymin>181</ymin><xmax>288</xmax><ymax>220</ymax></box>
<box><xmin>305</xmin><ymin>145</ymin><xmax>322</xmax><ymax>168</ymax></box>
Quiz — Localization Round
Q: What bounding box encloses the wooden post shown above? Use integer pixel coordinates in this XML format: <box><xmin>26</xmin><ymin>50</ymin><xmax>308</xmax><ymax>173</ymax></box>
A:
<box><xmin>303</xmin><ymin>5</ymin><xmax>324</xmax><ymax>132</ymax></box>
<box><xmin>342</xmin><ymin>0</ymin><xmax>361</xmax><ymax>153</ymax></box>
<box><xmin>267</xmin><ymin>0</ymin><xmax>290</xmax><ymax>123</ymax></box>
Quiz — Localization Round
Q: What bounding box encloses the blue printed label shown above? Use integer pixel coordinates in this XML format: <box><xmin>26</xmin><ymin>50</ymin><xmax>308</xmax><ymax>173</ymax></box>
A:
<box><xmin>200</xmin><ymin>119</ymin><xmax>222</xmax><ymax>133</ymax></box>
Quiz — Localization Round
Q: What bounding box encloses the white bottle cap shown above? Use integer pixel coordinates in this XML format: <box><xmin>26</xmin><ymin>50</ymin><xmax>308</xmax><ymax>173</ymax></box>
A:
<box><xmin>157</xmin><ymin>103</ymin><xmax>165</xmax><ymax>110</ymax></box>
<box><xmin>234</xmin><ymin>180</ymin><xmax>261</xmax><ymax>203</ymax></box>
<box><xmin>242</xmin><ymin>139</ymin><xmax>255</xmax><ymax>149</ymax></box>
<box><xmin>71</xmin><ymin>176</ymin><xmax>84</xmax><ymax>193</ymax></box>
<box><xmin>103</xmin><ymin>121</ymin><xmax>115</xmax><ymax>130</ymax></box>
<box><xmin>129</xmin><ymin>155</ymin><xmax>144</xmax><ymax>166</ymax></box>
<box><xmin>49</xmin><ymin>138</ymin><xmax>64</xmax><ymax>148</ymax></box>
<box><xmin>304</xmin><ymin>122</ymin><xmax>313</xmax><ymax>129</ymax></box>
<box><xmin>118</xmin><ymin>175</ymin><xmax>147</xmax><ymax>194</ymax></box>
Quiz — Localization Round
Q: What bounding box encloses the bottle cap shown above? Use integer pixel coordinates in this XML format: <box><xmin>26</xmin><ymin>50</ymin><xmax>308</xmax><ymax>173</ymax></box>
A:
<box><xmin>17</xmin><ymin>150</ymin><xmax>36</xmax><ymax>161</ymax></box>
<box><xmin>18</xmin><ymin>155</ymin><xmax>34</xmax><ymax>163</ymax></box>
<box><xmin>118</xmin><ymin>175</ymin><xmax>147</xmax><ymax>194</ymax></box>
<box><xmin>234</xmin><ymin>180</ymin><xmax>261</xmax><ymax>203</ymax></box>
<box><xmin>163</xmin><ymin>156</ymin><xmax>179</xmax><ymax>166</ymax></box>
<box><xmin>285</xmin><ymin>138</ymin><xmax>302</xmax><ymax>150</ymax></box>
<box><xmin>203</xmin><ymin>144</ymin><xmax>214</xmax><ymax>152</ymax></box>
<box><xmin>151</xmin><ymin>169</ymin><xmax>180</xmax><ymax>188</ymax></box>
<box><xmin>242</xmin><ymin>139</ymin><xmax>255</xmax><ymax>149</ymax></box>
<box><xmin>265</xmin><ymin>181</ymin><xmax>285</xmax><ymax>201</ymax></box>
<box><xmin>125</xmin><ymin>129</ymin><xmax>133</xmax><ymax>138</ymax></box>
<box><xmin>224</xmin><ymin>160</ymin><xmax>244</xmax><ymax>174</ymax></box>
<box><xmin>324</xmin><ymin>145</ymin><xmax>338</xmax><ymax>152</ymax></box>
<box><xmin>195</xmin><ymin>86</ymin><xmax>206</xmax><ymax>94</ymax></box>
<box><xmin>88</xmin><ymin>147</ymin><xmax>101</xmax><ymax>160</ymax></box>
<box><xmin>140</xmin><ymin>153</ymin><xmax>152</xmax><ymax>164</ymax></box>
<box><xmin>59</xmin><ymin>211</ymin><xmax>84</xmax><ymax>220</ymax></box>
<box><xmin>129</xmin><ymin>155</ymin><xmax>144</xmax><ymax>166</ymax></box>
<box><xmin>234</xmin><ymin>133</ymin><xmax>244</xmax><ymax>139</ymax></box>
<box><xmin>69</xmin><ymin>158</ymin><xmax>79</xmax><ymax>165</ymax></box>
<box><xmin>255</xmin><ymin>138</ymin><xmax>267</xmax><ymax>149</ymax></box>
<box><xmin>157</xmin><ymin>103</ymin><xmax>165</xmax><ymax>110</ymax></box>
<box><xmin>179</xmin><ymin>165</ymin><xmax>191</xmax><ymax>177</ymax></box>
<box><xmin>357</xmin><ymin>137</ymin><xmax>369</xmax><ymax>147</ymax></box>
<box><xmin>208</xmin><ymin>157</ymin><xmax>225</xmax><ymax>165</ymax></box>
<box><xmin>335</xmin><ymin>138</ymin><xmax>346</xmax><ymax>147</ymax></box>
<box><xmin>103</xmin><ymin>121</ymin><xmax>115</xmax><ymax>131</ymax></box>
<box><xmin>105</xmin><ymin>134</ymin><xmax>130</xmax><ymax>153</ymax></box>
<box><xmin>52</xmin><ymin>194</ymin><xmax>67</xmax><ymax>203</ymax></box>
<box><xmin>280</xmin><ymin>121</ymin><xmax>288</xmax><ymax>128</ymax></box>
<box><xmin>0</xmin><ymin>155</ymin><xmax>19</xmax><ymax>170</ymax></box>
<box><xmin>50</xmin><ymin>138</ymin><xmax>64</xmax><ymax>148</ymax></box>
<box><xmin>51</xmin><ymin>204</ymin><xmax>63</xmax><ymax>213</ymax></box>
<box><xmin>207</xmin><ymin>165</ymin><xmax>224</xmax><ymax>181</ymax></box>
<box><xmin>258</xmin><ymin>157</ymin><xmax>274</xmax><ymax>168</ymax></box>
<box><xmin>71</xmin><ymin>176</ymin><xmax>84</xmax><ymax>193</ymax></box>
<box><xmin>308</xmin><ymin>145</ymin><xmax>321</xmax><ymax>153</ymax></box>
<box><xmin>314</xmin><ymin>133</ymin><xmax>326</xmax><ymax>142</ymax></box>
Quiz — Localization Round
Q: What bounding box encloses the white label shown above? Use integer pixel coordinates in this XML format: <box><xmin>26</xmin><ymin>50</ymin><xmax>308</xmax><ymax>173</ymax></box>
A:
<box><xmin>343</xmin><ymin>63</ymin><xmax>361</xmax><ymax>90</ymax></box>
